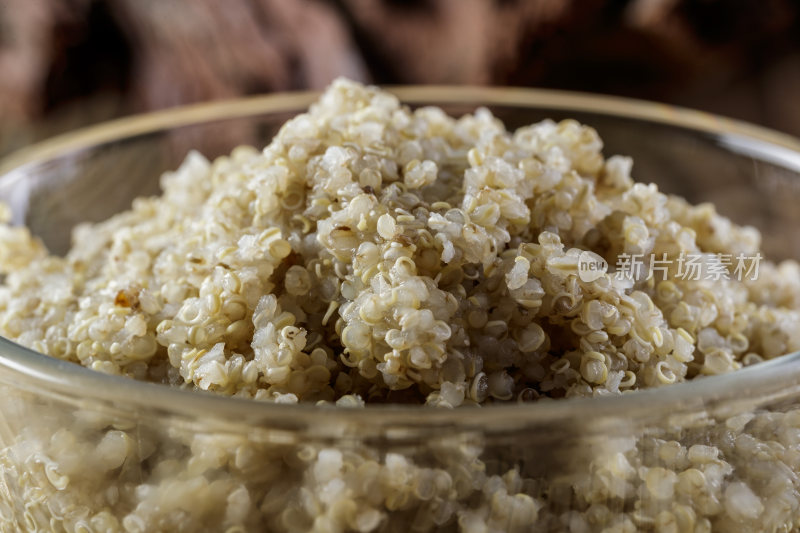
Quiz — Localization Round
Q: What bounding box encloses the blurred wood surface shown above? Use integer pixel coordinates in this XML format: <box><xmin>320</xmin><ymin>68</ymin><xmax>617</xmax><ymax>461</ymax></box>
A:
<box><xmin>1</xmin><ymin>0</ymin><xmax>799</xmax><ymax>157</ymax></box>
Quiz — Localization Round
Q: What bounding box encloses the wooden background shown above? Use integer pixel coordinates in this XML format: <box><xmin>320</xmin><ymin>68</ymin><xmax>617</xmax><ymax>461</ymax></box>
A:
<box><xmin>1</xmin><ymin>0</ymin><xmax>799</xmax><ymax>157</ymax></box>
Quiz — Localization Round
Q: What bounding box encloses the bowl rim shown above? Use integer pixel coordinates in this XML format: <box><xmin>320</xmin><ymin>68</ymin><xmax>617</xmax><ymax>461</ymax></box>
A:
<box><xmin>2</xmin><ymin>85</ymin><xmax>800</xmax><ymax>431</ymax></box>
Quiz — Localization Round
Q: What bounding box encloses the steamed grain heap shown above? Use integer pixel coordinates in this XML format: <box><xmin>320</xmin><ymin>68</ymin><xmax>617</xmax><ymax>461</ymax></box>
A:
<box><xmin>1</xmin><ymin>78</ymin><xmax>799</xmax><ymax>406</ymax></box>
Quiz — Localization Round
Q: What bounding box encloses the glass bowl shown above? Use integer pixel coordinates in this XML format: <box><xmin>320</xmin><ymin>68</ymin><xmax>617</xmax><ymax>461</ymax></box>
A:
<box><xmin>1</xmin><ymin>87</ymin><xmax>800</xmax><ymax>533</ymax></box>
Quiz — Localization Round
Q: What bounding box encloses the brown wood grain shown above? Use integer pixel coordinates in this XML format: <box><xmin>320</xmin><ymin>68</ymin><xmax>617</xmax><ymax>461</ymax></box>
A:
<box><xmin>0</xmin><ymin>0</ymin><xmax>798</xmax><ymax>157</ymax></box>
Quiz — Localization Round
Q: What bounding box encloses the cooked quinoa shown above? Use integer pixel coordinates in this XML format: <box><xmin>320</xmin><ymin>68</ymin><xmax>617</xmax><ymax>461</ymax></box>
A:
<box><xmin>3</xmin><ymin>79</ymin><xmax>800</xmax><ymax>533</ymax></box>
<box><xmin>1</xmin><ymin>79</ymin><xmax>800</xmax><ymax>405</ymax></box>
<box><xmin>0</xmin><ymin>80</ymin><xmax>800</xmax><ymax>406</ymax></box>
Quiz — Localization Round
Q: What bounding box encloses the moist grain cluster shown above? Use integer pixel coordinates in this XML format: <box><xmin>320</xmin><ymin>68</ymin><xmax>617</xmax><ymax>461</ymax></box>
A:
<box><xmin>3</xmin><ymin>80</ymin><xmax>800</xmax><ymax>533</ymax></box>
<box><xmin>1</xmin><ymin>79</ymin><xmax>799</xmax><ymax>406</ymax></box>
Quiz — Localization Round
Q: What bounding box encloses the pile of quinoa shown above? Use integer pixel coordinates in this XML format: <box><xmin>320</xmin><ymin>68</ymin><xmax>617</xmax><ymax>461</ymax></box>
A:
<box><xmin>3</xmin><ymin>79</ymin><xmax>800</xmax><ymax>533</ymax></box>
<box><xmin>1</xmin><ymin>78</ymin><xmax>800</xmax><ymax>406</ymax></box>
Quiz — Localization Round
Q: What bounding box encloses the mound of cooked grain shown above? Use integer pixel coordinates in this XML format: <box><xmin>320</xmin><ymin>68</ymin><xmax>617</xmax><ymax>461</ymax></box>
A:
<box><xmin>1</xmin><ymin>78</ymin><xmax>799</xmax><ymax>406</ymax></box>
<box><xmin>5</xmin><ymin>79</ymin><xmax>800</xmax><ymax>533</ymax></box>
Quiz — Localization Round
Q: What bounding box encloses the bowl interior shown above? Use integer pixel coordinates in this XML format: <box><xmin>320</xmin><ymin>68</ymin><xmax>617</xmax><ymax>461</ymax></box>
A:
<box><xmin>1</xmin><ymin>87</ymin><xmax>800</xmax><ymax>430</ymax></box>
